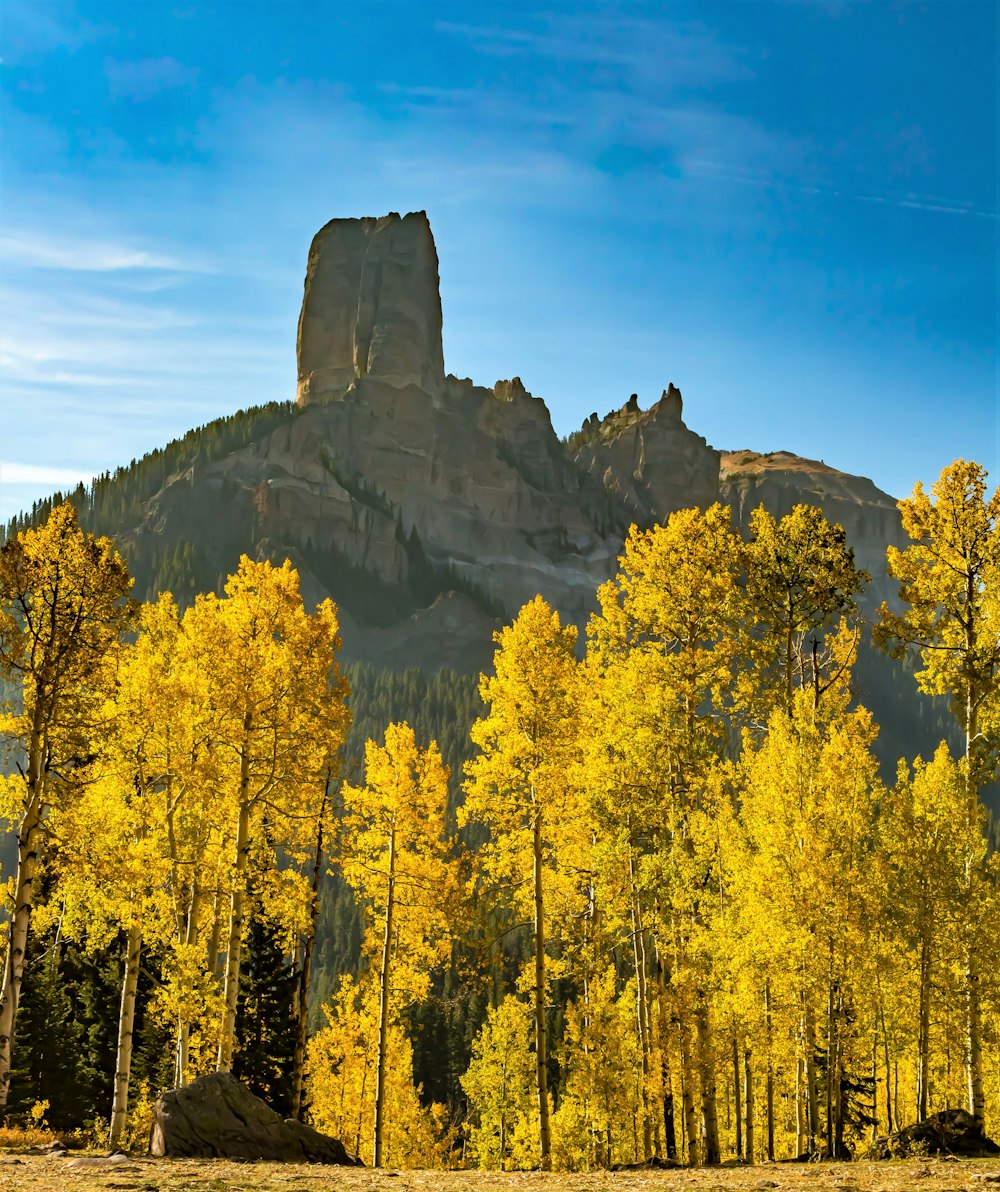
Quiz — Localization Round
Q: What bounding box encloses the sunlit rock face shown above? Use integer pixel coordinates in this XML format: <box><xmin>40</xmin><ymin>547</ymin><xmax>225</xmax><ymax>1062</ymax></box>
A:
<box><xmin>720</xmin><ymin>450</ymin><xmax>905</xmax><ymax>606</ymax></box>
<box><xmin>113</xmin><ymin>211</ymin><xmax>906</xmax><ymax>670</ymax></box>
<box><xmin>572</xmin><ymin>383</ymin><xmax>721</xmax><ymax>526</ymax></box>
<box><xmin>296</xmin><ymin>211</ymin><xmax>445</xmax><ymax>405</ymax></box>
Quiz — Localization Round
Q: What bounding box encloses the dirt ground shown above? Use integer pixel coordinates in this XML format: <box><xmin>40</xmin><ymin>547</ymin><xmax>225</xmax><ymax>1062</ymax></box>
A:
<box><xmin>1</xmin><ymin>1154</ymin><xmax>999</xmax><ymax>1192</ymax></box>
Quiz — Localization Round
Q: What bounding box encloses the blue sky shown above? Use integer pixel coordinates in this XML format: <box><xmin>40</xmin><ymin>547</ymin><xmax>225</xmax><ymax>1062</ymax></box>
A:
<box><xmin>1</xmin><ymin>0</ymin><xmax>997</xmax><ymax>522</ymax></box>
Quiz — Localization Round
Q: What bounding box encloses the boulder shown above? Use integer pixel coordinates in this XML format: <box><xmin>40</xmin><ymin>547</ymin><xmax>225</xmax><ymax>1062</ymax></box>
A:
<box><xmin>149</xmin><ymin>1072</ymin><xmax>360</xmax><ymax>1165</ymax></box>
<box><xmin>874</xmin><ymin>1108</ymin><xmax>1000</xmax><ymax>1158</ymax></box>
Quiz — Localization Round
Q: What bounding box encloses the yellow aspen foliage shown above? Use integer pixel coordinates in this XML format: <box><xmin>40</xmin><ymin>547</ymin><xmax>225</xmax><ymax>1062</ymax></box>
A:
<box><xmin>584</xmin><ymin>507</ymin><xmax>741</xmax><ymax>1165</ymax></box>
<box><xmin>881</xmin><ymin>744</ymin><xmax>997</xmax><ymax>1120</ymax></box>
<box><xmin>307</xmin><ymin>974</ymin><xmax>448</xmax><ymax>1167</ymax></box>
<box><xmin>550</xmin><ymin>967</ymin><xmax>645</xmax><ymax>1171</ymax></box>
<box><xmin>461</xmin><ymin>994</ymin><xmax>537</xmax><ymax>1170</ymax></box>
<box><xmin>738</xmin><ymin>692</ymin><xmax>882</xmax><ymax>1157</ymax></box>
<box><xmin>877</xmin><ymin>459</ymin><xmax>999</xmax><ymax>783</ymax></box>
<box><xmin>738</xmin><ymin>503</ymin><xmax>868</xmax><ymax>723</ymax></box>
<box><xmin>0</xmin><ymin>501</ymin><xmax>135</xmax><ymax>1110</ymax></box>
<box><xmin>338</xmin><ymin>721</ymin><xmax>457</xmax><ymax>1166</ymax></box>
<box><xmin>876</xmin><ymin>459</ymin><xmax>999</xmax><ymax>1122</ymax></box>
<box><xmin>462</xmin><ymin>595</ymin><xmax>583</xmax><ymax>1169</ymax></box>
<box><xmin>182</xmin><ymin>556</ymin><xmax>349</xmax><ymax>1073</ymax></box>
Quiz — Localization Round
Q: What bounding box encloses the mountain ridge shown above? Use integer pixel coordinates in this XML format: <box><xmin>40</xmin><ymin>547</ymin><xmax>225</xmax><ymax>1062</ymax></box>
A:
<box><xmin>6</xmin><ymin>211</ymin><xmax>908</xmax><ymax>679</ymax></box>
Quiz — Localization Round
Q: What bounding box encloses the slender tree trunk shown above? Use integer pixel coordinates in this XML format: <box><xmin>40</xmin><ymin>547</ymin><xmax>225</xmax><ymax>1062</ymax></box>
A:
<box><xmin>826</xmin><ymin>980</ymin><xmax>837</xmax><ymax>1157</ymax></box>
<box><xmin>966</xmin><ymin>949</ymin><xmax>985</xmax><ymax>1123</ymax></box>
<box><xmin>110</xmin><ymin>925</ymin><xmax>143</xmax><ymax>1147</ymax></box>
<box><xmin>805</xmin><ymin>999</ymin><xmax>820</xmax><ymax>1155</ymax></box>
<box><xmin>292</xmin><ymin>778</ymin><xmax>328</xmax><ymax>1121</ymax></box>
<box><xmin>628</xmin><ymin>846</ymin><xmax>652</xmax><ymax>1160</ymax></box>
<box><xmin>532</xmin><ymin>806</ymin><xmax>552</xmax><ymax>1168</ymax></box>
<box><xmin>373</xmin><ymin>820</ymin><xmax>396</xmax><ymax>1168</ymax></box>
<box><xmin>764</xmin><ymin>980</ymin><xmax>774</xmax><ymax>1160</ymax></box>
<box><xmin>695</xmin><ymin>993</ymin><xmax>720</xmax><ymax>1164</ymax></box>
<box><xmin>965</xmin><ymin>687</ymin><xmax>985</xmax><ymax>1123</ymax></box>
<box><xmin>679</xmin><ymin>1018</ymin><xmax>698</xmax><ymax>1165</ymax></box>
<box><xmin>917</xmin><ymin>933</ymin><xmax>931</xmax><ymax>1120</ymax></box>
<box><xmin>877</xmin><ymin>970</ymin><xmax>894</xmax><ymax>1133</ymax></box>
<box><xmin>744</xmin><ymin>1046</ymin><xmax>755</xmax><ymax>1164</ymax></box>
<box><xmin>733</xmin><ymin>1037</ymin><xmax>743</xmax><ymax>1160</ymax></box>
<box><xmin>796</xmin><ymin>1055</ymin><xmax>806</xmax><ymax>1155</ymax></box>
<box><xmin>654</xmin><ymin>945</ymin><xmax>678</xmax><ymax>1160</ymax></box>
<box><xmin>175</xmin><ymin>880</ymin><xmax>204</xmax><ymax>1088</ymax></box>
<box><xmin>217</xmin><ymin>793</ymin><xmax>252</xmax><ymax>1073</ymax></box>
<box><xmin>0</xmin><ymin>782</ymin><xmax>43</xmax><ymax>1111</ymax></box>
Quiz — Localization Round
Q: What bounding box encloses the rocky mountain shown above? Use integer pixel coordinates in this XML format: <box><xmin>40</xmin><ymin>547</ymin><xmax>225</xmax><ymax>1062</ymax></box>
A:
<box><xmin>11</xmin><ymin>210</ymin><xmax>910</xmax><ymax>677</ymax></box>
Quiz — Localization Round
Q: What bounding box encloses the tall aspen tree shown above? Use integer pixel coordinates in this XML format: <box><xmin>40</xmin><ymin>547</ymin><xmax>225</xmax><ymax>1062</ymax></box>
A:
<box><xmin>876</xmin><ymin>460</ymin><xmax>998</xmax><ymax>1123</ymax></box>
<box><xmin>0</xmin><ymin>503</ymin><xmax>134</xmax><ymax>1110</ymax></box>
<box><xmin>184</xmin><ymin>557</ymin><xmax>347</xmax><ymax>1073</ymax></box>
<box><xmin>339</xmin><ymin>722</ymin><xmax>456</xmax><ymax>1168</ymax></box>
<box><xmin>463</xmin><ymin>596</ymin><xmax>581</xmax><ymax>1169</ymax></box>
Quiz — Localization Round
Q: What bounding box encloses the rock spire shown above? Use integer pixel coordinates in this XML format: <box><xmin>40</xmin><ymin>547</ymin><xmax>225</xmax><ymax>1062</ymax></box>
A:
<box><xmin>296</xmin><ymin>211</ymin><xmax>445</xmax><ymax>405</ymax></box>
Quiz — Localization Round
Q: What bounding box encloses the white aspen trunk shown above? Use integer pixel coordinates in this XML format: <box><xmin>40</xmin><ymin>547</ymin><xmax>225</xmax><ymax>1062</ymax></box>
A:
<box><xmin>744</xmin><ymin>1046</ymin><xmax>754</xmax><ymax>1164</ymax></box>
<box><xmin>763</xmin><ymin>981</ymin><xmax>775</xmax><ymax>1161</ymax></box>
<box><xmin>109</xmin><ymin>925</ymin><xmax>143</xmax><ymax>1146</ymax></box>
<box><xmin>805</xmin><ymin>1000</ymin><xmax>820</xmax><ymax>1155</ymax></box>
<box><xmin>679</xmin><ymin>1018</ymin><xmax>698</xmax><ymax>1165</ymax></box>
<box><xmin>217</xmin><ymin>796</ymin><xmax>251</xmax><ymax>1073</ymax></box>
<box><xmin>695</xmin><ymin>993</ymin><xmax>720</xmax><ymax>1164</ymax></box>
<box><xmin>174</xmin><ymin>880</ymin><xmax>204</xmax><ymax>1088</ymax></box>
<box><xmin>373</xmin><ymin>820</ymin><xmax>396</xmax><ymax>1168</ymax></box>
<box><xmin>532</xmin><ymin>804</ymin><xmax>552</xmax><ymax>1167</ymax></box>
<box><xmin>627</xmin><ymin>845</ymin><xmax>652</xmax><ymax>1160</ymax></box>
<box><xmin>917</xmin><ymin>933</ymin><xmax>931</xmax><ymax>1120</ymax></box>
<box><xmin>654</xmin><ymin>944</ymin><xmax>678</xmax><ymax>1160</ymax></box>
<box><xmin>0</xmin><ymin>775</ymin><xmax>43</xmax><ymax>1111</ymax></box>
<box><xmin>966</xmin><ymin>949</ymin><xmax>985</xmax><ymax>1122</ymax></box>
<box><xmin>293</xmin><ymin>787</ymin><xmax>327</xmax><ymax>1122</ymax></box>
<box><xmin>733</xmin><ymin>1036</ymin><xmax>743</xmax><ymax>1160</ymax></box>
<box><xmin>795</xmin><ymin>1054</ymin><xmax>806</xmax><ymax>1155</ymax></box>
<box><xmin>965</xmin><ymin>687</ymin><xmax>985</xmax><ymax>1123</ymax></box>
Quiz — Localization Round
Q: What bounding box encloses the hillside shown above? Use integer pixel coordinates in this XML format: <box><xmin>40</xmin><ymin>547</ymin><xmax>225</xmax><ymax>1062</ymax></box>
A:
<box><xmin>2</xmin><ymin>210</ymin><xmax>957</xmax><ymax>774</ymax></box>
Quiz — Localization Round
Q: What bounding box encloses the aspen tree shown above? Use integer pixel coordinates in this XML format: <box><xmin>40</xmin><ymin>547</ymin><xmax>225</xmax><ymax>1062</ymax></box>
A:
<box><xmin>184</xmin><ymin>557</ymin><xmax>348</xmax><ymax>1073</ymax></box>
<box><xmin>739</xmin><ymin>503</ymin><xmax>868</xmax><ymax>723</ymax></box>
<box><xmin>462</xmin><ymin>596</ymin><xmax>582</xmax><ymax>1170</ymax></box>
<box><xmin>876</xmin><ymin>460</ymin><xmax>999</xmax><ymax>1123</ymax></box>
<box><xmin>339</xmin><ymin>722</ymin><xmax>457</xmax><ymax>1168</ymax></box>
<box><xmin>462</xmin><ymin>995</ymin><xmax>537</xmax><ymax>1170</ymax></box>
<box><xmin>0</xmin><ymin>503</ymin><xmax>134</xmax><ymax>1109</ymax></box>
<box><xmin>586</xmin><ymin>506</ymin><xmax>741</xmax><ymax>1164</ymax></box>
<box><xmin>739</xmin><ymin>692</ymin><xmax>881</xmax><ymax>1156</ymax></box>
<box><xmin>883</xmin><ymin>744</ymin><xmax>992</xmax><ymax>1121</ymax></box>
<box><xmin>308</xmin><ymin>973</ymin><xmax>445</xmax><ymax>1167</ymax></box>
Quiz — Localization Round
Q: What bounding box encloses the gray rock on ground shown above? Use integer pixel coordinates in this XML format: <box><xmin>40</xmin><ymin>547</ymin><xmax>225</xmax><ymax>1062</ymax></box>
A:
<box><xmin>149</xmin><ymin>1071</ymin><xmax>360</xmax><ymax>1165</ymax></box>
<box><xmin>871</xmin><ymin>1108</ymin><xmax>1000</xmax><ymax>1158</ymax></box>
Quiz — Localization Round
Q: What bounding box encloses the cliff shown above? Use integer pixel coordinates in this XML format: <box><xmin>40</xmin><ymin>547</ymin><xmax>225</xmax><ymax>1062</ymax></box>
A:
<box><xmin>23</xmin><ymin>211</ymin><xmax>904</xmax><ymax>677</ymax></box>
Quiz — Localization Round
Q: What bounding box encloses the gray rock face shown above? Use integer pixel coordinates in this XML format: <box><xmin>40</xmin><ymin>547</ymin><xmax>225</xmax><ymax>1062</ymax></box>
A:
<box><xmin>296</xmin><ymin>211</ymin><xmax>444</xmax><ymax>405</ymax></box>
<box><xmin>149</xmin><ymin>1071</ymin><xmax>360</xmax><ymax>1165</ymax></box>
<box><xmin>573</xmin><ymin>384</ymin><xmax>721</xmax><ymax>525</ymax></box>
<box><xmin>719</xmin><ymin>450</ymin><xmax>905</xmax><ymax>606</ymax></box>
<box><xmin>112</xmin><ymin>212</ymin><xmax>906</xmax><ymax>676</ymax></box>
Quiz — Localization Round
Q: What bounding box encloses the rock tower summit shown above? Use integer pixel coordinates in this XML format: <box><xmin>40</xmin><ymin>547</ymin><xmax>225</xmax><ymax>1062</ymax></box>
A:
<box><xmin>295</xmin><ymin>211</ymin><xmax>445</xmax><ymax>405</ymax></box>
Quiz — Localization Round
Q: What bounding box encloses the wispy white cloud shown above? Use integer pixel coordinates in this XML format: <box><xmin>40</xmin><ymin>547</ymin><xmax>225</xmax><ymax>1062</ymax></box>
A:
<box><xmin>437</xmin><ymin>15</ymin><xmax>752</xmax><ymax>88</ymax></box>
<box><xmin>0</xmin><ymin>461</ymin><xmax>94</xmax><ymax>487</ymax></box>
<box><xmin>104</xmin><ymin>56</ymin><xmax>199</xmax><ymax>102</ymax></box>
<box><xmin>685</xmin><ymin>160</ymin><xmax>1000</xmax><ymax>220</ymax></box>
<box><xmin>0</xmin><ymin>230</ymin><xmax>214</xmax><ymax>273</ymax></box>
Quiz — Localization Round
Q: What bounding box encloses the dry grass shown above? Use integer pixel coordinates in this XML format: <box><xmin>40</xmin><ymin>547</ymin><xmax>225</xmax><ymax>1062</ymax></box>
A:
<box><xmin>1</xmin><ymin>1153</ymin><xmax>999</xmax><ymax>1192</ymax></box>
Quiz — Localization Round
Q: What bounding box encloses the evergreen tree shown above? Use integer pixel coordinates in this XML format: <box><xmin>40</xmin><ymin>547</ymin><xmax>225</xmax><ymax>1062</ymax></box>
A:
<box><xmin>233</xmin><ymin>910</ymin><xmax>299</xmax><ymax>1116</ymax></box>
